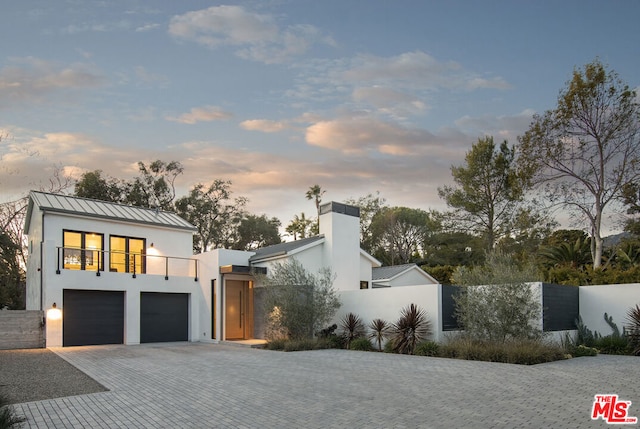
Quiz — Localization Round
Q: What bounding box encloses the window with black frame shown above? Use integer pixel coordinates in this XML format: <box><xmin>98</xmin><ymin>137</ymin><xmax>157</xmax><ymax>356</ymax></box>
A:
<box><xmin>63</xmin><ymin>230</ymin><xmax>104</xmax><ymax>271</ymax></box>
<box><xmin>109</xmin><ymin>235</ymin><xmax>146</xmax><ymax>273</ymax></box>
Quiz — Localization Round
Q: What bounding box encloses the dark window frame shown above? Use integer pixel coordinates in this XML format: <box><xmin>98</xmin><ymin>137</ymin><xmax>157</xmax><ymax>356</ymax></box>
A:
<box><xmin>62</xmin><ymin>229</ymin><xmax>104</xmax><ymax>272</ymax></box>
<box><xmin>109</xmin><ymin>235</ymin><xmax>147</xmax><ymax>274</ymax></box>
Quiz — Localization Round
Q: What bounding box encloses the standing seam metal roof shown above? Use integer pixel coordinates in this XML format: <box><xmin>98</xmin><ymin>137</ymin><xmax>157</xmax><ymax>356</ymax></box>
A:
<box><xmin>249</xmin><ymin>235</ymin><xmax>325</xmax><ymax>262</ymax></box>
<box><xmin>28</xmin><ymin>191</ymin><xmax>196</xmax><ymax>231</ymax></box>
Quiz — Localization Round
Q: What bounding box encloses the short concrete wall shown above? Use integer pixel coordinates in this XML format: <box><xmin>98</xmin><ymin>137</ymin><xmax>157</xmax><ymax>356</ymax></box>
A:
<box><xmin>579</xmin><ymin>283</ymin><xmax>640</xmax><ymax>336</ymax></box>
<box><xmin>0</xmin><ymin>310</ymin><xmax>45</xmax><ymax>349</ymax></box>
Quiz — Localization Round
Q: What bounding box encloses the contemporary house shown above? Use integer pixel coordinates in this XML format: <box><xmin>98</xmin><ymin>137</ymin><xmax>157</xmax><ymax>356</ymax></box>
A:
<box><xmin>25</xmin><ymin>192</ymin><xmax>437</xmax><ymax>347</ymax></box>
<box><xmin>24</xmin><ymin>191</ymin><xmax>640</xmax><ymax>348</ymax></box>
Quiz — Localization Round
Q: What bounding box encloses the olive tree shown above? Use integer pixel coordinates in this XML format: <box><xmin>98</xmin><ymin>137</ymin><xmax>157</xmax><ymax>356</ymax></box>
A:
<box><xmin>518</xmin><ymin>59</ymin><xmax>640</xmax><ymax>268</ymax></box>
<box><xmin>258</xmin><ymin>259</ymin><xmax>339</xmax><ymax>340</ymax></box>
<box><xmin>452</xmin><ymin>251</ymin><xmax>543</xmax><ymax>342</ymax></box>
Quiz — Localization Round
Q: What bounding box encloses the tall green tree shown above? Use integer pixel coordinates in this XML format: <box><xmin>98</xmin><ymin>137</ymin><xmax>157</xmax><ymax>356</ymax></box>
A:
<box><xmin>125</xmin><ymin>160</ymin><xmax>184</xmax><ymax>210</ymax></box>
<box><xmin>74</xmin><ymin>170</ymin><xmax>124</xmax><ymax>202</ymax></box>
<box><xmin>174</xmin><ymin>180</ymin><xmax>246</xmax><ymax>252</ymax></box>
<box><xmin>621</xmin><ymin>182</ymin><xmax>640</xmax><ymax>236</ymax></box>
<box><xmin>518</xmin><ymin>59</ymin><xmax>640</xmax><ymax>269</ymax></box>
<box><xmin>439</xmin><ymin>136</ymin><xmax>531</xmax><ymax>251</ymax></box>
<box><xmin>345</xmin><ymin>192</ymin><xmax>388</xmax><ymax>254</ymax></box>
<box><xmin>233</xmin><ymin>214</ymin><xmax>282</xmax><ymax>251</ymax></box>
<box><xmin>369</xmin><ymin>206</ymin><xmax>437</xmax><ymax>265</ymax></box>
<box><xmin>0</xmin><ymin>230</ymin><xmax>25</xmax><ymax>309</ymax></box>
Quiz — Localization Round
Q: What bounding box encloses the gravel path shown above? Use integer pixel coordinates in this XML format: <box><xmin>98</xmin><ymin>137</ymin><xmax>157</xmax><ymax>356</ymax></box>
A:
<box><xmin>0</xmin><ymin>349</ymin><xmax>107</xmax><ymax>404</ymax></box>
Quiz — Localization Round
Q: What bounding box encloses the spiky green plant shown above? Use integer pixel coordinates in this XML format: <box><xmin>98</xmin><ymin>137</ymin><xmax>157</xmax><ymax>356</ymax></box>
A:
<box><xmin>0</xmin><ymin>394</ymin><xmax>26</xmax><ymax>429</ymax></box>
<box><xmin>391</xmin><ymin>304</ymin><xmax>432</xmax><ymax>355</ymax></box>
<box><xmin>368</xmin><ymin>318</ymin><xmax>391</xmax><ymax>351</ymax></box>
<box><xmin>340</xmin><ymin>312</ymin><xmax>366</xmax><ymax>349</ymax></box>
<box><xmin>626</xmin><ymin>304</ymin><xmax>640</xmax><ymax>356</ymax></box>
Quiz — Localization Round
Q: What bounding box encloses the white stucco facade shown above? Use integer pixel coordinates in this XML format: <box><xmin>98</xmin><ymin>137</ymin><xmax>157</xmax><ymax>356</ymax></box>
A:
<box><xmin>26</xmin><ymin>193</ymin><xmax>445</xmax><ymax>347</ymax></box>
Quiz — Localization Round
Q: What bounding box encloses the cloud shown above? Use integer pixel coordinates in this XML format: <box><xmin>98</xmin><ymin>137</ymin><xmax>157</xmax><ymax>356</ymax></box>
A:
<box><xmin>240</xmin><ymin>119</ymin><xmax>290</xmax><ymax>133</ymax></box>
<box><xmin>305</xmin><ymin>115</ymin><xmax>440</xmax><ymax>155</ymax></box>
<box><xmin>352</xmin><ymin>86</ymin><xmax>428</xmax><ymax>118</ymax></box>
<box><xmin>341</xmin><ymin>51</ymin><xmax>511</xmax><ymax>91</ymax></box>
<box><xmin>135</xmin><ymin>23</ymin><xmax>160</xmax><ymax>32</ymax></box>
<box><xmin>0</xmin><ymin>57</ymin><xmax>105</xmax><ymax>106</ymax></box>
<box><xmin>166</xmin><ymin>106</ymin><xmax>233</xmax><ymax>124</ymax></box>
<box><xmin>168</xmin><ymin>6</ymin><xmax>330</xmax><ymax>63</ymax></box>
<box><xmin>286</xmin><ymin>51</ymin><xmax>511</xmax><ymax>116</ymax></box>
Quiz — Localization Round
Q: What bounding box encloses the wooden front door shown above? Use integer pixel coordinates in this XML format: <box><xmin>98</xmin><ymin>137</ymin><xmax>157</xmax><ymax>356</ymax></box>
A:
<box><xmin>224</xmin><ymin>280</ymin><xmax>253</xmax><ymax>340</ymax></box>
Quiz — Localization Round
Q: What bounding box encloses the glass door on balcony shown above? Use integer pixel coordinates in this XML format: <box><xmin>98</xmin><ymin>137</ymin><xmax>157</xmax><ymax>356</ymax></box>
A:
<box><xmin>109</xmin><ymin>236</ymin><xmax>146</xmax><ymax>273</ymax></box>
<box><xmin>63</xmin><ymin>230</ymin><xmax>104</xmax><ymax>271</ymax></box>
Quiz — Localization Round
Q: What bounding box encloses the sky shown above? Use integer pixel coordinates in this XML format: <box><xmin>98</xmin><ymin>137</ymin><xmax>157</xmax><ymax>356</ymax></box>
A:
<box><xmin>1</xmin><ymin>0</ymin><xmax>639</xmax><ymax>236</ymax></box>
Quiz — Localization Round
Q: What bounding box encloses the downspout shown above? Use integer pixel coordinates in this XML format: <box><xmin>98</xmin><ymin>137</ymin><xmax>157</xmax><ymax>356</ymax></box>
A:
<box><xmin>40</xmin><ymin>211</ymin><xmax>45</xmax><ymax>311</ymax></box>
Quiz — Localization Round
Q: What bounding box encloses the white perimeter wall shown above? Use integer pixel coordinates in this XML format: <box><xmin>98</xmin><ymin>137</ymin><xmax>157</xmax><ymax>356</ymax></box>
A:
<box><xmin>579</xmin><ymin>283</ymin><xmax>640</xmax><ymax>336</ymax></box>
<box><xmin>334</xmin><ymin>284</ymin><xmax>442</xmax><ymax>342</ymax></box>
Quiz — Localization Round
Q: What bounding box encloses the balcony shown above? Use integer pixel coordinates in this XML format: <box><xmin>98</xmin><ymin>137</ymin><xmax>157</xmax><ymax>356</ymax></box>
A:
<box><xmin>55</xmin><ymin>247</ymin><xmax>199</xmax><ymax>281</ymax></box>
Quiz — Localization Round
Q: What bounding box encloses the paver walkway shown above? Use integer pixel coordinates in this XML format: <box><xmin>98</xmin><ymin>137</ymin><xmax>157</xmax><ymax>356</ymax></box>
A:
<box><xmin>12</xmin><ymin>343</ymin><xmax>640</xmax><ymax>428</ymax></box>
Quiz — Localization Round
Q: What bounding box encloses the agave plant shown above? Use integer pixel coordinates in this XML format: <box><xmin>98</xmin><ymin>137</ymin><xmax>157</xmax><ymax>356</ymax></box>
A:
<box><xmin>626</xmin><ymin>304</ymin><xmax>640</xmax><ymax>356</ymax></box>
<box><xmin>340</xmin><ymin>312</ymin><xmax>366</xmax><ymax>349</ymax></box>
<box><xmin>368</xmin><ymin>318</ymin><xmax>391</xmax><ymax>351</ymax></box>
<box><xmin>391</xmin><ymin>303</ymin><xmax>432</xmax><ymax>355</ymax></box>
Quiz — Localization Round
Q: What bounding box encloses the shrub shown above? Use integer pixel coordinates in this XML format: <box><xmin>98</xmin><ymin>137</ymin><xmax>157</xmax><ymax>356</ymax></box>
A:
<box><xmin>414</xmin><ymin>341</ymin><xmax>439</xmax><ymax>357</ymax></box>
<box><xmin>438</xmin><ymin>336</ymin><xmax>566</xmax><ymax>364</ymax></box>
<box><xmin>266</xmin><ymin>337</ymin><xmax>338</xmax><ymax>351</ymax></box>
<box><xmin>0</xmin><ymin>393</ymin><xmax>26</xmax><ymax>428</ymax></box>
<box><xmin>573</xmin><ymin>345</ymin><xmax>598</xmax><ymax>357</ymax></box>
<box><xmin>626</xmin><ymin>304</ymin><xmax>640</xmax><ymax>356</ymax></box>
<box><xmin>594</xmin><ymin>335</ymin><xmax>630</xmax><ymax>355</ymax></box>
<box><xmin>265</xmin><ymin>338</ymin><xmax>288</xmax><ymax>350</ymax></box>
<box><xmin>283</xmin><ymin>338</ymin><xmax>319</xmax><ymax>352</ymax></box>
<box><xmin>383</xmin><ymin>338</ymin><xmax>395</xmax><ymax>353</ymax></box>
<box><xmin>368</xmin><ymin>318</ymin><xmax>391</xmax><ymax>351</ymax></box>
<box><xmin>340</xmin><ymin>312</ymin><xmax>366</xmax><ymax>349</ymax></box>
<box><xmin>349</xmin><ymin>337</ymin><xmax>373</xmax><ymax>351</ymax></box>
<box><xmin>391</xmin><ymin>304</ymin><xmax>432</xmax><ymax>355</ymax></box>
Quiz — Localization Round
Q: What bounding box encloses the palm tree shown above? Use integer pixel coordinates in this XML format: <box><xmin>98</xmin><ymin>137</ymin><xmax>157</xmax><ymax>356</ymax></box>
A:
<box><xmin>305</xmin><ymin>185</ymin><xmax>326</xmax><ymax>217</ymax></box>
<box><xmin>539</xmin><ymin>237</ymin><xmax>592</xmax><ymax>269</ymax></box>
<box><xmin>285</xmin><ymin>213</ymin><xmax>313</xmax><ymax>240</ymax></box>
<box><xmin>306</xmin><ymin>185</ymin><xmax>325</xmax><ymax>234</ymax></box>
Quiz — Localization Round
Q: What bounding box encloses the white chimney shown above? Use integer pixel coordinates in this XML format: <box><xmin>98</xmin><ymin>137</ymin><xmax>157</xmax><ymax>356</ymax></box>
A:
<box><xmin>319</xmin><ymin>202</ymin><xmax>360</xmax><ymax>291</ymax></box>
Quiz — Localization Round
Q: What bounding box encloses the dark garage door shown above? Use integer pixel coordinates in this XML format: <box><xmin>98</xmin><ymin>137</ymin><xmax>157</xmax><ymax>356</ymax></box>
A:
<box><xmin>140</xmin><ymin>292</ymin><xmax>189</xmax><ymax>343</ymax></box>
<box><xmin>63</xmin><ymin>290</ymin><xmax>125</xmax><ymax>347</ymax></box>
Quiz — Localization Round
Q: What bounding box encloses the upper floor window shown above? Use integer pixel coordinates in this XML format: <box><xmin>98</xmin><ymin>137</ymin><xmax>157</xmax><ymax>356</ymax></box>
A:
<box><xmin>63</xmin><ymin>230</ymin><xmax>104</xmax><ymax>272</ymax></box>
<box><xmin>110</xmin><ymin>235</ymin><xmax>146</xmax><ymax>274</ymax></box>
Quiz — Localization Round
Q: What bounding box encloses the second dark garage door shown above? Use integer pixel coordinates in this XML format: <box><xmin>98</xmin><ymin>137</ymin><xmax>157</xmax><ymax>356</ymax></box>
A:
<box><xmin>140</xmin><ymin>292</ymin><xmax>189</xmax><ymax>343</ymax></box>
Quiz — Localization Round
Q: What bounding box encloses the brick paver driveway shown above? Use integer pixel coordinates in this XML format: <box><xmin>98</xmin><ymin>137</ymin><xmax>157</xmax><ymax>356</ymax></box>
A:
<box><xmin>14</xmin><ymin>343</ymin><xmax>640</xmax><ymax>428</ymax></box>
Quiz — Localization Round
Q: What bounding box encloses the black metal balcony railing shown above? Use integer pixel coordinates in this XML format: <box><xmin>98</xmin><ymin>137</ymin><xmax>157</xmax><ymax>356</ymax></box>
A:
<box><xmin>55</xmin><ymin>247</ymin><xmax>198</xmax><ymax>281</ymax></box>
